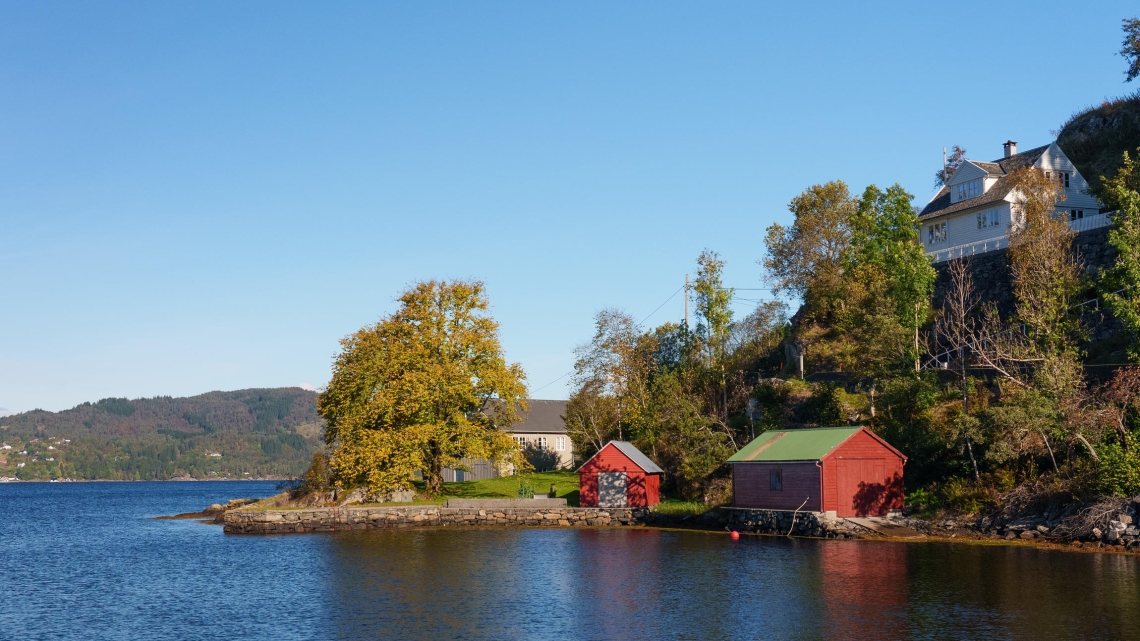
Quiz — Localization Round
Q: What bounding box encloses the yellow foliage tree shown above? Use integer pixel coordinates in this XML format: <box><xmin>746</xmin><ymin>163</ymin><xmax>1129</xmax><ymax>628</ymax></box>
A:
<box><xmin>316</xmin><ymin>280</ymin><xmax>529</xmax><ymax>496</ymax></box>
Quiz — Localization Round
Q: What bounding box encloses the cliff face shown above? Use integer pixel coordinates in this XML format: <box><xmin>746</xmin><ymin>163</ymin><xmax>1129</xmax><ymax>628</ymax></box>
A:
<box><xmin>1056</xmin><ymin>92</ymin><xmax>1140</xmax><ymax>199</ymax></box>
<box><xmin>931</xmin><ymin>226</ymin><xmax>1126</xmax><ymax>363</ymax></box>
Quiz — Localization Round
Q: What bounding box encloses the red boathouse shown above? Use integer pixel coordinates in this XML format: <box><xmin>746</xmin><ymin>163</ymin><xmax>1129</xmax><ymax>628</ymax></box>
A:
<box><xmin>727</xmin><ymin>427</ymin><xmax>905</xmax><ymax>517</ymax></box>
<box><xmin>577</xmin><ymin>441</ymin><xmax>663</xmax><ymax>508</ymax></box>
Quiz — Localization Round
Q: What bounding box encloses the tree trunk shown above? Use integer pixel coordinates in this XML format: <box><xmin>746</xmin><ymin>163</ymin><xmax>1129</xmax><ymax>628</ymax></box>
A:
<box><xmin>1075</xmin><ymin>433</ymin><xmax>1100</xmax><ymax>466</ymax></box>
<box><xmin>427</xmin><ymin>439</ymin><xmax>443</xmax><ymax>496</ymax></box>
<box><xmin>966</xmin><ymin>437</ymin><xmax>980</xmax><ymax>481</ymax></box>
<box><xmin>1039</xmin><ymin>430</ymin><xmax>1060</xmax><ymax>475</ymax></box>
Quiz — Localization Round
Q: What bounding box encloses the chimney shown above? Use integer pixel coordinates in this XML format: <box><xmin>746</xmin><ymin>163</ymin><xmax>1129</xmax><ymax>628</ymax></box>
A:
<box><xmin>1003</xmin><ymin>140</ymin><xmax>1017</xmax><ymax>158</ymax></box>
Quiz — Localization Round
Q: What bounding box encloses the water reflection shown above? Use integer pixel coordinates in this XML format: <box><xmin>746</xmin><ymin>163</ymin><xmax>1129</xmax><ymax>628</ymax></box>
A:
<box><xmin>327</xmin><ymin>528</ymin><xmax>1140</xmax><ymax>641</ymax></box>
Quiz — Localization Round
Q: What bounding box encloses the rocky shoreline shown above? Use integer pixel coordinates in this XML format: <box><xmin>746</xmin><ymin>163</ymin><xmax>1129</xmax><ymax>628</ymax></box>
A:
<box><xmin>172</xmin><ymin>495</ymin><xmax>1140</xmax><ymax>555</ymax></box>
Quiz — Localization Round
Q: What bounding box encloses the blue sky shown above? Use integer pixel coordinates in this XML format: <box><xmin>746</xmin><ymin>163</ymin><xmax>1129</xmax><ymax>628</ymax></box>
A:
<box><xmin>2</xmin><ymin>1</ymin><xmax>1136</xmax><ymax>413</ymax></box>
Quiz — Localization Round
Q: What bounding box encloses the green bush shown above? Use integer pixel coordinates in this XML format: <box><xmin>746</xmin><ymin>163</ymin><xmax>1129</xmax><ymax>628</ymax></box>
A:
<box><xmin>1096</xmin><ymin>439</ymin><xmax>1140</xmax><ymax>497</ymax></box>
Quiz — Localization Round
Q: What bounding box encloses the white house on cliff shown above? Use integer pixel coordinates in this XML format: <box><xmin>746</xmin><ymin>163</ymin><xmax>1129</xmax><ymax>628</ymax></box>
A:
<box><xmin>920</xmin><ymin>141</ymin><xmax>1106</xmax><ymax>263</ymax></box>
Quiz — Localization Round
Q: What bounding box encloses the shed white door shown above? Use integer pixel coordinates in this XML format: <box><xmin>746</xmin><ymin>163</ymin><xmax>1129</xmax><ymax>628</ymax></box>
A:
<box><xmin>597</xmin><ymin>472</ymin><xmax>628</xmax><ymax>507</ymax></box>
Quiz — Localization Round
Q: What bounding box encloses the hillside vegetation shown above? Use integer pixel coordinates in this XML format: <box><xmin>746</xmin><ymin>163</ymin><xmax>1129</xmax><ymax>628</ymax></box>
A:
<box><xmin>1057</xmin><ymin>90</ymin><xmax>1140</xmax><ymax>199</ymax></box>
<box><xmin>0</xmin><ymin>388</ymin><xmax>324</xmax><ymax>480</ymax></box>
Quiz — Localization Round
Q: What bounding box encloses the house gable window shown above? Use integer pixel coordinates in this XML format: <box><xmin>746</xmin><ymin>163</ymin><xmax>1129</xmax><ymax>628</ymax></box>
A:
<box><xmin>953</xmin><ymin>178</ymin><xmax>982</xmax><ymax>201</ymax></box>
<box><xmin>976</xmin><ymin>208</ymin><xmax>1000</xmax><ymax>229</ymax></box>
<box><xmin>770</xmin><ymin>470</ymin><xmax>783</xmax><ymax>491</ymax></box>
<box><xmin>1046</xmin><ymin>171</ymin><xmax>1070</xmax><ymax>188</ymax></box>
<box><xmin>928</xmin><ymin>221</ymin><xmax>947</xmax><ymax>244</ymax></box>
<box><xmin>1069</xmin><ymin>209</ymin><xmax>1084</xmax><ymax>221</ymax></box>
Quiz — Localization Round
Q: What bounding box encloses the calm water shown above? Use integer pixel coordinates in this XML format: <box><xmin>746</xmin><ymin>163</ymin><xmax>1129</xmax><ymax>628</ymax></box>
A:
<box><xmin>1</xmin><ymin>482</ymin><xmax>1139</xmax><ymax>640</ymax></box>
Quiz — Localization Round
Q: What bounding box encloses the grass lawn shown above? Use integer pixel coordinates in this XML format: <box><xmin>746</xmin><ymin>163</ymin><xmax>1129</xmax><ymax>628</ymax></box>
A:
<box><xmin>431</xmin><ymin>470</ymin><xmax>581</xmax><ymax>506</ymax></box>
<box><xmin>654</xmin><ymin>499</ymin><xmax>716</xmax><ymax>518</ymax></box>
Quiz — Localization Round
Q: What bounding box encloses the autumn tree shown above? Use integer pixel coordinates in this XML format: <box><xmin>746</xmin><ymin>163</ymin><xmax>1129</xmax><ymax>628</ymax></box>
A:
<box><xmin>934</xmin><ymin>145</ymin><xmax>968</xmax><ymax>187</ymax></box>
<box><xmin>316</xmin><ymin>280</ymin><xmax>528</xmax><ymax>496</ymax></box>
<box><xmin>1122</xmin><ymin>17</ymin><xmax>1140</xmax><ymax>82</ymax></box>
<box><xmin>762</xmin><ymin>181</ymin><xmax>857</xmax><ymax>320</ymax></box>
<box><xmin>568</xmin><ymin>309</ymin><xmax>644</xmax><ymax>443</ymax></box>
<box><xmin>1100</xmin><ymin>150</ymin><xmax>1140</xmax><ymax>360</ymax></box>
<box><xmin>1006</xmin><ymin>166</ymin><xmax>1084</xmax><ymax>396</ymax></box>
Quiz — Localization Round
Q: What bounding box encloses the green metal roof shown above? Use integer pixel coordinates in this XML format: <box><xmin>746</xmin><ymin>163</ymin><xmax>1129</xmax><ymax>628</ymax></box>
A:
<box><xmin>726</xmin><ymin>427</ymin><xmax>862</xmax><ymax>462</ymax></box>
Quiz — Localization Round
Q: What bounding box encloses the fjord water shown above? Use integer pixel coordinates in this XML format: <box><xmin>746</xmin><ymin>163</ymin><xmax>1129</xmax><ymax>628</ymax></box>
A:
<box><xmin>2</xmin><ymin>483</ymin><xmax>1139</xmax><ymax>641</ymax></box>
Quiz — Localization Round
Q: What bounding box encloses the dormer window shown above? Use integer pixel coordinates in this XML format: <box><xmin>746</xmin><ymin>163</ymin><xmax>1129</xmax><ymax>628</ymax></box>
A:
<box><xmin>954</xmin><ymin>179</ymin><xmax>982</xmax><ymax>201</ymax></box>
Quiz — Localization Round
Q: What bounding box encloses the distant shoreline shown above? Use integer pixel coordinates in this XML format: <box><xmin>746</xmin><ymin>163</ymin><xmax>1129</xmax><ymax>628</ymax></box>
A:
<box><xmin>0</xmin><ymin>477</ymin><xmax>293</xmax><ymax>483</ymax></box>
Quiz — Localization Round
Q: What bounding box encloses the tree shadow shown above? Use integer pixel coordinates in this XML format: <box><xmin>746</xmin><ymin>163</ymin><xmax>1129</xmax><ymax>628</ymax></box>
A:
<box><xmin>851</xmin><ymin>472</ymin><xmax>904</xmax><ymax>516</ymax></box>
<box><xmin>523</xmin><ymin>445</ymin><xmax>561</xmax><ymax>472</ymax></box>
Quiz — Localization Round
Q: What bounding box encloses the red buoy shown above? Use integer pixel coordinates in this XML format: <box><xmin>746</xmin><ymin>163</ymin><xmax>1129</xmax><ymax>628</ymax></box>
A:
<box><xmin>730</xmin><ymin>531</ymin><xmax>740</xmax><ymax>540</ymax></box>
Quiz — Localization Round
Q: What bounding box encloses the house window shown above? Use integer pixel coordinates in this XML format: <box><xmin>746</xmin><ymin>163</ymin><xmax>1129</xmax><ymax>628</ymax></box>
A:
<box><xmin>537</xmin><ymin>436</ymin><xmax>548</xmax><ymax>450</ymax></box>
<box><xmin>976</xmin><ymin>208</ymin><xmax>1000</xmax><ymax>229</ymax></box>
<box><xmin>514</xmin><ymin>436</ymin><xmax>527</xmax><ymax>447</ymax></box>
<box><xmin>928</xmin><ymin>222</ymin><xmax>947</xmax><ymax>244</ymax></box>
<box><xmin>556</xmin><ymin>436</ymin><xmax>566</xmax><ymax>451</ymax></box>
<box><xmin>1069</xmin><ymin>209</ymin><xmax>1084</xmax><ymax>221</ymax></box>
<box><xmin>770</xmin><ymin>470</ymin><xmax>783</xmax><ymax>491</ymax></box>
<box><xmin>954</xmin><ymin>179</ymin><xmax>981</xmax><ymax>201</ymax></box>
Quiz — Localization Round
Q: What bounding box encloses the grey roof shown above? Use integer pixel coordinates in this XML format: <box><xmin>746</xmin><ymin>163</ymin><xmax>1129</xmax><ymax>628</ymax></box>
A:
<box><xmin>610</xmin><ymin>441</ymin><xmax>665</xmax><ymax>474</ymax></box>
<box><xmin>919</xmin><ymin>144</ymin><xmax>1050</xmax><ymax>221</ymax></box>
<box><xmin>500</xmin><ymin>399</ymin><xmax>567</xmax><ymax>434</ymax></box>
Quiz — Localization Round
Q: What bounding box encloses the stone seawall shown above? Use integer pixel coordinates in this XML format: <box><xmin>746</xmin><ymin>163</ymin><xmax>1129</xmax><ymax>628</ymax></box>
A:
<box><xmin>224</xmin><ymin>505</ymin><xmax>649</xmax><ymax>534</ymax></box>
<box><xmin>723</xmin><ymin>508</ymin><xmax>871</xmax><ymax>539</ymax></box>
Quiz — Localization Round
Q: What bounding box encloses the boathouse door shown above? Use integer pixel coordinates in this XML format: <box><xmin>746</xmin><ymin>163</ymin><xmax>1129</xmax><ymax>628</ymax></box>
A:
<box><xmin>597</xmin><ymin>472</ymin><xmax>628</xmax><ymax>507</ymax></box>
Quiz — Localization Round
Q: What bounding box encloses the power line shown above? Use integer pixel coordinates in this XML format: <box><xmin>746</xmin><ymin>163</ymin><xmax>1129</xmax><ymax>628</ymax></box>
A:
<box><xmin>636</xmin><ymin>284</ymin><xmax>686</xmax><ymax>328</ymax></box>
<box><xmin>531</xmin><ymin>370</ymin><xmax>572</xmax><ymax>394</ymax></box>
<box><xmin>531</xmin><ymin>282</ymin><xmax>688</xmax><ymax>396</ymax></box>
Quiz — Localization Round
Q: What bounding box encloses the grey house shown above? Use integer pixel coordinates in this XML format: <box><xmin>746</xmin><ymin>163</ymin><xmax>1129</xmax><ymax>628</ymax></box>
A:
<box><xmin>441</xmin><ymin>399</ymin><xmax>573</xmax><ymax>482</ymax></box>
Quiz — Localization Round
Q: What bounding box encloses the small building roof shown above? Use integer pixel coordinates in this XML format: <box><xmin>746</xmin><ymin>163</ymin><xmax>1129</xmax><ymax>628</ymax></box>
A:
<box><xmin>727</xmin><ymin>427</ymin><xmax>863</xmax><ymax>462</ymax></box>
<box><xmin>577</xmin><ymin>440</ymin><xmax>664</xmax><ymax>474</ymax></box>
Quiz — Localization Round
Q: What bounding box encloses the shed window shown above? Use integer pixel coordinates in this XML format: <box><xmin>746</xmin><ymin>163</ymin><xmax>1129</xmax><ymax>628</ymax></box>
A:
<box><xmin>770</xmin><ymin>470</ymin><xmax>783</xmax><ymax>491</ymax></box>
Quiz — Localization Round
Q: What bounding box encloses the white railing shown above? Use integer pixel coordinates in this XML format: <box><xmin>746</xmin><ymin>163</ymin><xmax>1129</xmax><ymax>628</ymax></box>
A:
<box><xmin>928</xmin><ymin>237</ymin><xmax>1008</xmax><ymax>263</ymax></box>
<box><xmin>1069</xmin><ymin>211</ymin><xmax>1112</xmax><ymax>234</ymax></box>
<box><xmin>927</xmin><ymin>211</ymin><xmax>1113</xmax><ymax>264</ymax></box>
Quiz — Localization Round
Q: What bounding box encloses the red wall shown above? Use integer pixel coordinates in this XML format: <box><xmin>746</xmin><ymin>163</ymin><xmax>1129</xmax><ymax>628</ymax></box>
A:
<box><xmin>731</xmin><ymin>461</ymin><xmax>821</xmax><ymax>511</ymax></box>
<box><xmin>822</xmin><ymin>430</ymin><xmax>905</xmax><ymax>517</ymax></box>
<box><xmin>578</xmin><ymin>444</ymin><xmax>661</xmax><ymax>507</ymax></box>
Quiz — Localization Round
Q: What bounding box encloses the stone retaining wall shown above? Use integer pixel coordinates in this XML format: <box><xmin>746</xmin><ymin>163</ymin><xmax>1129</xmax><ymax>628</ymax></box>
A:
<box><xmin>723</xmin><ymin>508</ymin><xmax>871</xmax><ymax>539</ymax></box>
<box><xmin>224</xmin><ymin>505</ymin><xmax>649</xmax><ymax>534</ymax></box>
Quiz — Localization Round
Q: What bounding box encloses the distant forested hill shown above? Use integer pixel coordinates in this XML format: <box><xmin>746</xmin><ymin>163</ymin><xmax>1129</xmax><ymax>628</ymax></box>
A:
<box><xmin>0</xmin><ymin>388</ymin><xmax>324</xmax><ymax>481</ymax></box>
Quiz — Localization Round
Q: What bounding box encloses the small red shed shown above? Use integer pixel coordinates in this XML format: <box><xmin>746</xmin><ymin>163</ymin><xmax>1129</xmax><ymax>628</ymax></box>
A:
<box><xmin>727</xmin><ymin>427</ymin><xmax>905</xmax><ymax>517</ymax></box>
<box><xmin>577</xmin><ymin>441</ymin><xmax>663</xmax><ymax>508</ymax></box>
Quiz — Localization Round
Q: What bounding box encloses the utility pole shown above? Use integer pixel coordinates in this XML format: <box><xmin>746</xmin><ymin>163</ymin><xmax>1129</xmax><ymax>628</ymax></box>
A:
<box><xmin>684</xmin><ymin>274</ymin><xmax>689</xmax><ymax>328</ymax></box>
